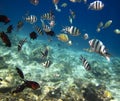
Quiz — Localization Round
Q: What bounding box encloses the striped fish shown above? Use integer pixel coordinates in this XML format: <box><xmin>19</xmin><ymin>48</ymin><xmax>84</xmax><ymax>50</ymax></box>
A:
<box><xmin>24</xmin><ymin>15</ymin><xmax>37</xmax><ymax>24</ymax></box>
<box><xmin>88</xmin><ymin>0</ymin><xmax>104</xmax><ymax>11</ymax></box>
<box><xmin>41</xmin><ymin>11</ymin><xmax>54</xmax><ymax>21</ymax></box>
<box><xmin>34</xmin><ymin>25</ymin><xmax>43</xmax><ymax>35</ymax></box>
<box><xmin>80</xmin><ymin>55</ymin><xmax>91</xmax><ymax>71</ymax></box>
<box><xmin>89</xmin><ymin>39</ymin><xmax>110</xmax><ymax>61</ymax></box>
<box><xmin>42</xmin><ymin>60</ymin><xmax>51</xmax><ymax>68</ymax></box>
<box><xmin>18</xmin><ymin>38</ymin><xmax>27</xmax><ymax>51</ymax></box>
<box><xmin>43</xmin><ymin>24</ymin><xmax>51</xmax><ymax>32</ymax></box>
<box><xmin>62</xmin><ymin>26</ymin><xmax>80</xmax><ymax>36</ymax></box>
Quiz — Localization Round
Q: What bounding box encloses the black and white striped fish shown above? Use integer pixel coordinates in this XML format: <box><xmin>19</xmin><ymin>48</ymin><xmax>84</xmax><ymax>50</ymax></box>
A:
<box><xmin>89</xmin><ymin>39</ymin><xmax>110</xmax><ymax>61</ymax></box>
<box><xmin>34</xmin><ymin>25</ymin><xmax>43</xmax><ymax>35</ymax></box>
<box><xmin>88</xmin><ymin>0</ymin><xmax>104</xmax><ymax>11</ymax></box>
<box><xmin>18</xmin><ymin>38</ymin><xmax>27</xmax><ymax>51</ymax></box>
<box><xmin>43</xmin><ymin>24</ymin><xmax>52</xmax><ymax>32</ymax></box>
<box><xmin>80</xmin><ymin>55</ymin><xmax>91</xmax><ymax>71</ymax></box>
<box><xmin>62</xmin><ymin>26</ymin><xmax>80</xmax><ymax>36</ymax></box>
<box><xmin>41</xmin><ymin>11</ymin><xmax>54</xmax><ymax>21</ymax></box>
<box><xmin>42</xmin><ymin>60</ymin><xmax>52</xmax><ymax>68</ymax></box>
<box><xmin>24</xmin><ymin>15</ymin><xmax>37</xmax><ymax>24</ymax></box>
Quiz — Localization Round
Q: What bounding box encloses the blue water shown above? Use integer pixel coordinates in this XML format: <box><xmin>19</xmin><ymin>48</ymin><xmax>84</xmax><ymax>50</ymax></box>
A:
<box><xmin>0</xmin><ymin>0</ymin><xmax>120</xmax><ymax>56</ymax></box>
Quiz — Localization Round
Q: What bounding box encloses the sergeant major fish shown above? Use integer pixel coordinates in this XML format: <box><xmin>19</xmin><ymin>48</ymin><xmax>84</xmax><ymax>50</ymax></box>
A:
<box><xmin>18</xmin><ymin>38</ymin><xmax>27</xmax><ymax>51</ymax></box>
<box><xmin>23</xmin><ymin>15</ymin><xmax>37</xmax><ymax>24</ymax></box>
<box><xmin>42</xmin><ymin>60</ymin><xmax>52</xmax><ymax>68</ymax></box>
<box><xmin>62</xmin><ymin>26</ymin><xmax>81</xmax><ymax>36</ymax></box>
<box><xmin>41</xmin><ymin>11</ymin><xmax>54</xmax><ymax>21</ymax></box>
<box><xmin>80</xmin><ymin>55</ymin><xmax>91</xmax><ymax>71</ymax></box>
<box><xmin>89</xmin><ymin>39</ymin><xmax>111</xmax><ymax>61</ymax></box>
<box><xmin>34</xmin><ymin>25</ymin><xmax>43</xmax><ymax>35</ymax></box>
<box><xmin>88</xmin><ymin>0</ymin><xmax>104</xmax><ymax>11</ymax></box>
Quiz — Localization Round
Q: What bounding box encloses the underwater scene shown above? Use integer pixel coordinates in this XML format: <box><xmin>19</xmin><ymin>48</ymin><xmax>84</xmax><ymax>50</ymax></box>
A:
<box><xmin>0</xmin><ymin>0</ymin><xmax>120</xmax><ymax>101</ymax></box>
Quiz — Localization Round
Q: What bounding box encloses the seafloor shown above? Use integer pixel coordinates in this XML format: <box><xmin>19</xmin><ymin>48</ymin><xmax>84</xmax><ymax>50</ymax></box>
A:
<box><xmin>0</xmin><ymin>33</ymin><xmax>120</xmax><ymax>101</ymax></box>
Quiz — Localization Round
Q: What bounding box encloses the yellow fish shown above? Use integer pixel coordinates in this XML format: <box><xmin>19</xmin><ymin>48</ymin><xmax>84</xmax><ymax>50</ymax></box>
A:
<box><xmin>57</xmin><ymin>34</ymin><xmax>72</xmax><ymax>45</ymax></box>
<box><xmin>57</xmin><ymin>33</ymin><xmax>69</xmax><ymax>42</ymax></box>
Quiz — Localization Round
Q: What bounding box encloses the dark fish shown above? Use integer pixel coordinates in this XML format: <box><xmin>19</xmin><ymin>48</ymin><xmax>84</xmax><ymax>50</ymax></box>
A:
<box><xmin>0</xmin><ymin>78</ymin><xmax>2</xmax><ymax>81</ymax></box>
<box><xmin>18</xmin><ymin>38</ymin><xmax>27</xmax><ymax>51</ymax></box>
<box><xmin>16</xmin><ymin>67</ymin><xmax>24</xmax><ymax>79</ymax></box>
<box><xmin>0</xmin><ymin>15</ymin><xmax>10</xmax><ymax>24</ymax></box>
<box><xmin>24</xmin><ymin>80</ymin><xmax>40</xmax><ymax>90</ymax></box>
<box><xmin>41</xmin><ymin>47</ymin><xmax>49</xmax><ymax>59</ymax></box>
<box><xmin>0</xmin><ymin>31</ymin><xmax>11</xmax><ymax>47</ymax></box>
<box><xmin>12</xmin><ymin>67</ymin><xmax>40</xmax><ymax>94</ymax></box>
<box><xmin>6</xmin><ymin>25</ymin><xmax>13</xmax><ymax>33</ymax></box>
<box><xmin>29</xmin><ymin>31</ymin><xmax>38</xmax><ymax>40</ymax></box>
<box><xmin>12</xmin><ymin>83</ymin><xmax>26</xmax><ymax>94</ymax></box>
<box><xmin>80</xmin><ymin>55</ymin><xmax>91</xmax><ymax>71</ymax></box>
<box><xmin>17</xmin><ymin>20</ymin><xmax>24</xmax><ymax>31</ymax></box>
<box><xmin>45</xmin><ymin>30</ymin><xmax>55</xmax><ymax>36</ymax></box>
<box><xmin>30</xmin><ymin>0</ymin><xmax>39</xmax><ymax>6</ymax></box>
<box><xmin>42</xmin><ymin>60</ymin><xmax>52</xmax><ymax>68</ymax></box>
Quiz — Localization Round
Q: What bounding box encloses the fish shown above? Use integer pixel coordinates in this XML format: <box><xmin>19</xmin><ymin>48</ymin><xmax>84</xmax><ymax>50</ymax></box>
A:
<box><xmin>16</xmin><ymin>67</ymin><xmax>24</xmax><ymax>79</ymax></box>
<box><xmin>102</xmin><ymin>20</ymin><xmax>112</xmax><ymax>29</ymax></box>
<box><xmin>43</xmin><ymin>24</ymin><xmax>52</xmax><ymax>32</ymax></box>
<box><xmin>29</xmin><ymin>31</ymin><xmax>38</xmax><ymax>40</ymax></box>
<box><xmin>23</xmin><ymin>15</ymin><xmax>37</xmax><ymax>24</ymax></box>
<box><xmin>17</xmin><ymin>20</ymin><xmax>24</xmax><ymax>31</ymax></box>
<box><xmin>69</xmin><ymin>0</ymin><xmax>81</xmax><ymax>3</ymax></box>
<box><xmin>30</xmin><ymin>0</ymin><xmax>39</xmax><ymax>6</ymax></box>
<box><xmin>12</xmin><ymin>67</ymin><xmax>40</xmax><ymax>94</ymax></box>
<box><xmin>12</xmin><ymin>83</ymin><xmax>26</xmax><ymax>94</ymax></box>
<box><xmin>88</xmin><ymin>0</ymin><xmax>104</xmax><ymax>11</ymax></box>
<box><xmin>114</xmin><ymin>29</ymin><xmax>120</xmax><ymax>34</ymax></box>
<box><xmin>0</xmin><ymin>31</ymin><xmax>11</xmax><ymax>47</ymax></box>
<box><xmin>53</xmin><ymin>0</ymin><xmax>61</xmax><ymax>12</ymax></box>
<box><xmin>34</xmin><ymin>25</ymin><xmax>43</xmax><ymax>35</ymax></box>
<box><xmin>41</xmin><ymin>46</ymin><xmax>49</xmax><ymax>59</ymax></box>
<box><xmin>61</xmin><ymin>3</ymin><xmax>67</xmax><ymax>8</ymax></box>
<box><xmin>41</xmin><ymin>11</ymin><xmax>55</xmax><ymax>21</ymax></box>
<box><xmin>69</xmin><ymin>16</ymin><xmax>73</xmax><ymax>24</ymax></box>
<box><xmin>49</xmin><ymin>20</ymin><xmax>56</xmax><ymax>28</ymax></box>
<box><xmin>62</xmin><ymin>26</ymin><xmax>81</xmax><ymax>36</ymax></box>
<box><xmin>45</xmin><ymin>30</ymin><xmax>55</xmax><ymax>36</ymax></box>
<box><xmin>0</xmin><ymin>15</ymin><xmax>10</xmax><ymax>24</ymax></box>
<box><xmin>80</xmin><ymin>55</ymin><xmax>91</xmax><ymax>71</ymax></box>
<box><xmin>18</xmin><ymin>38</ymin><xmax>27</xmax><ymax>51</ymax></box>
<box><xmin>57</xmin><ymin>33</ymin><xmax>69</xmax><ymax>42</ymax></box>
<box><xmin>69</xmin><ymin>9</ymin><xmax>75</xmax><ymax>19</ymax></box>
<box><xmin>24</xmin><ymin>80</ymin><xmax>40</xmax><ymax>90</ymax></box>
<box><xmin>96</xmin><ymin>22</ymin><xmax>104</xmax><ymax>32</ymax></box>
<box><xmin>57</xmin><ymin>33</ymin><xmax>72</xmax><ymax>45</ymax></box>
<box><xmin>89</xmin><ymin>39</ymin><xmax>111</xmax><ymax>61</ymax></box>
<box><xmin>42</xmin><ymin>60</ymin><xmax>52</xmax><ymax>68</ymax></box>
<box><xmin>6</xmin><ymin>25</ymin><xmax>13</xmax><ymax>33</ymax></box>
<box><xmin>83</xmin><ymin>33</ymin><xmax>89</xmax><ymax>40</ymax></box>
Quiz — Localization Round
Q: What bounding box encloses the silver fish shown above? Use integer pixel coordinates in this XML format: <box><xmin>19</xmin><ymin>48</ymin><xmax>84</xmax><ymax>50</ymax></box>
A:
<box><xmin>89</xmin><ymin>39</ymin><xmax>110</xmax><ymax>61</ymax></box>
<box><xmin>42</xmin><ymin>60</ymin><xmax>51</xmax><ymax>68</ymax></box>
<box><xmin>88</xmin><ymin>0</ymin><xmax>104</xmax><ymax>11</ymax></box>
<box><xmin>24</xmin><ymin>15</ymin><xmax>37</xmax><ymax>24</ymax></box>
<box><xmin>34</xmin><ymin>25</ymin><xmax>43</xmax><ymax>35</ymax></box>
<box><xmin>80</xmin><ymin>55</ymin><xmax>91</xmax><ymax>71</ymax></box>
<box><xmin>18</xmin><ymin>38</ymin><xmax>27</xmax><ymax>51</ymax></box>
<box><xmin>62</xmin><ymin>26</ymin><xmax>80</xmax><ymax>36</ymax></box>
<box><xmin>41</xmin><ymin>11</ymin><xmax>54</xmax><ymax>21</ymax></box>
